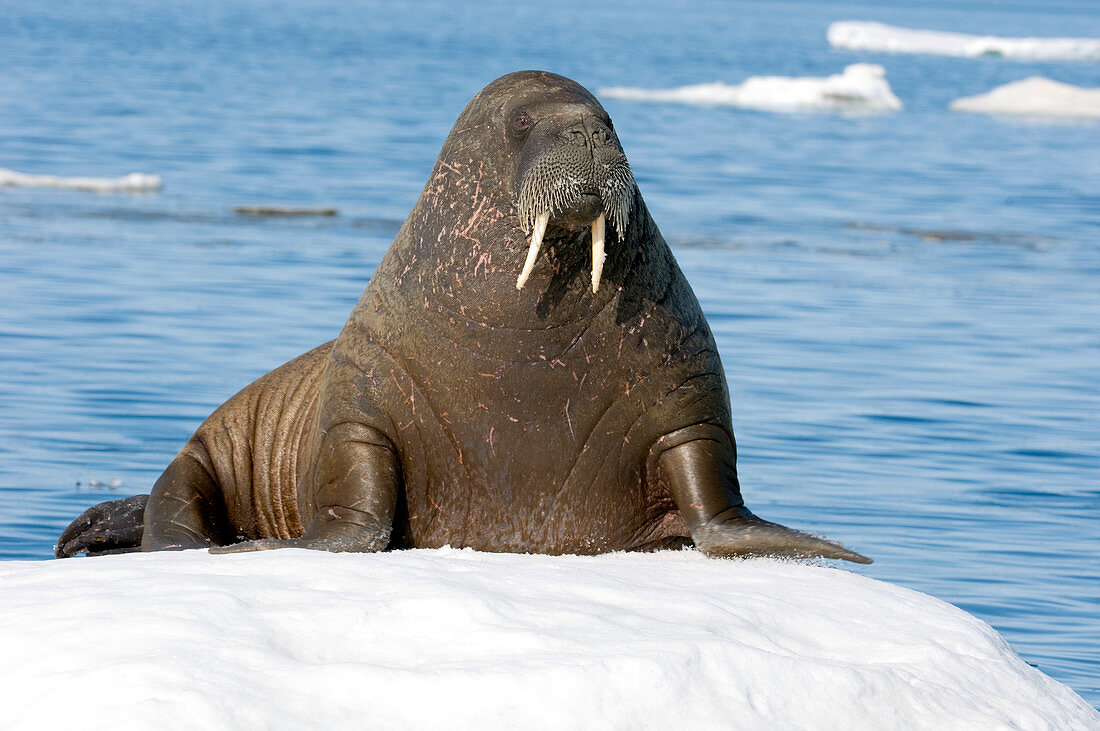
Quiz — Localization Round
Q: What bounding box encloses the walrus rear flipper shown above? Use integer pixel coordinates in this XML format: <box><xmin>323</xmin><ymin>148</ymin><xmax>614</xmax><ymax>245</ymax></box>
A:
<box><xmin>54</xmin><ymin>494</ymin><xmax>148</xmax><ymax>558</ymax></box>
<box><xmin>659</xmin><ymin>437</ymin><xmax>872</xmax><ymax>564</ymax></box>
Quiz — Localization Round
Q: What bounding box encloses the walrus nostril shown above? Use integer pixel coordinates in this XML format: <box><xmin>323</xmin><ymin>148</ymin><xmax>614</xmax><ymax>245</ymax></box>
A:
<box><xmin>562</xmin><ymin>116</ymin><xmax>613</xmax><ymax>149</ymax></box>
<box><xmin>564</xmin><ymin>125</ymin><xmax>589</xmax><ymax>147</ymax></box>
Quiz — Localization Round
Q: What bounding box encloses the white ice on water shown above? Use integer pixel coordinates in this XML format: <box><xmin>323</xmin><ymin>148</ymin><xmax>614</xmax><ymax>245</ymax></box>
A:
<box><xmin>0</xmin><ymin>167</ymin><xmax>162</xmax><ymax>193</ymax></box>
<box><xmin>951</xmin><ymin>77</ymin><xmax>1100</xmax><ymax>119</ymax></box>
<box><xmin>829</xmin><ymin>21</ymin><xmax>1100</xmax><ymax>62</ymax></box>
<box><xmin>599</xmin><ymin>64</ymin><xmax>902</xmax><ymax>113</ymax></box>
<box><xmin>2</xmin><ymin>548</ymin><xmax>1096</xmax><ymax>730</ymax></box>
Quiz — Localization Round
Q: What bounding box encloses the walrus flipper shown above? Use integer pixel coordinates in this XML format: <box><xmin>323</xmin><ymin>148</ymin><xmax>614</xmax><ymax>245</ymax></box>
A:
<box><xmin>211</xmin><ymin>421</ymin><xmax>400</xmax><ymax>554</ymax></box>
<box><xmin>54</xmin><ymin>494</ymin><xmax>148</xmax><ymax>558</ymax></box>
<box><xmin>659</xmin><ymin>438</ymin><xmax>872</xmax><ymax>564</ymax></box>
<box><xmin>139</xmin><ymin>448</ymin><xmax>241</xmax><ymax>551</ymax></box>
<box><xmin>208</xmin><ymin>502</ymin><xmax>395</xmax><ymax>554</ymax></box>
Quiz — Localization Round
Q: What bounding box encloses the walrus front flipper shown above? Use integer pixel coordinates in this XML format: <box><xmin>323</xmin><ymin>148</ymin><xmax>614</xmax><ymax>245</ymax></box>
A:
<box><xmin>659</xmin><ymin>437</ymin><xmax>872</xmax><ymax>564</ymax></box>
<box><xmin>209</xmin><ymin>503</ymin><xmax>395</xmax><ymax>554</ymax></box>
<box><xmin>55</xmin><ymin>494</ymin><xmax>149</xmax><ymax>558</ymax></box>
<box><xmin>211</xmin><ymin>422</ymin><xmax>400</xmax><ymax>555</ymax></box>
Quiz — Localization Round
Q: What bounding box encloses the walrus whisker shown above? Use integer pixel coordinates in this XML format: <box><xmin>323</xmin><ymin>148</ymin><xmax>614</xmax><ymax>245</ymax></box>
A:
<box><xmin>591</xmin><ymin>213</ymin><xmax>606</xmax><ymax>293</ymax></box>
<box><xmin>516</xmin><ymin>210</ymin><xmax>550</xmax><ymax>290</ymax></box>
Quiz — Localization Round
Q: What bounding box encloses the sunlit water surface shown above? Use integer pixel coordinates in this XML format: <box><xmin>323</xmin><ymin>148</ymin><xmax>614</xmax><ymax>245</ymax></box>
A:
<box><xmin>1</xmin><ymin>0</ymin><xmax>1097</xmax><ymax>709</ymax></box>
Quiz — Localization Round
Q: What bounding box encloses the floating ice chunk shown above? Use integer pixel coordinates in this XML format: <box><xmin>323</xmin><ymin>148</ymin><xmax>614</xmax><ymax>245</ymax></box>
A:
<box><xmin>0</xmin><ymin>168</ymin><xmax>162</xmax><ymax>193</ymax></box>
<box><xmin>2</xmin><ymin>549</ymin><xmax>1096</xmax><ymax>729</ymax></box>
<box><xmin>950</xmin><ymin>77</ymin><xmax>1100</xmax><ymax>119</ymax></box>
<box><xmin>828</xmin><ymin>21</ymin><xmax>1100</xmax><ymax>62</ymax></box>
<box><xmin>600</xmin><ymin>64</ymin><xmax>902</xmax><ymax>113</ymax></box>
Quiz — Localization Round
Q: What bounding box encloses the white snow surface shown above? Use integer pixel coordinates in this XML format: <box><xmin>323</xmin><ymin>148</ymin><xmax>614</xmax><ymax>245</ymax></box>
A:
<box><xmin>950</xmin><ymin>76</ymin><xmax>1100</xmax><ymax>119</ymax></box>
<box><xmin>599</xmin><ymin>64</ymin><xmax>902</xmax><ymax>113</ymax></box>
<box><xmin>828</xmin><ymin>21</ymin><xmax>1100</xmax><ymax>62</ymax></box>
<box><xmin>0</xmin><ymin>167</ymin><xmax>162</xmax><ymax>192</ymax></box>
<box><xmin>3</xmin><ymin>548</ymin><xmax>1096</xmax><ymax>730</ymax></box>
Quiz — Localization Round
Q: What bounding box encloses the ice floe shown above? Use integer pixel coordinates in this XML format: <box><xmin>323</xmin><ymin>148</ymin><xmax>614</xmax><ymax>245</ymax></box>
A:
<box><xmin>599</xmin><ymin>63</ymin><xmax>902</xmax><ymax>113</ymax></box>
<box><xmin>829</xmin><ymin>21</ymin><xmax>1100</xmax><ymax>62</ymax></box>
<box><xmin>950</xmin><ymin>76</ymin><xmax>1100</xmax><ymax>119</ymax></box>
<box><xmin>2</xmin><ymin>548</ymin><xmax>1096</xmax><ymax>730</ymax></box>
<box><xmin>0</xmin><ymin>168</ymin><xmax>162</xmax><ymax>193</ymax></box>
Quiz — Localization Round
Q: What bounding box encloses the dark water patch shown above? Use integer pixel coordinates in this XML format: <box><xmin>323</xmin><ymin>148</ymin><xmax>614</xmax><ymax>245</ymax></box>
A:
<box><xmin>79</xmin><ymin>207</ymin><xmax>246</xmax><ymax>225</ymax></box>
<box><xmin>918</xmin><ymin>398</ymin><xmax>992</xmax><ymax>408</ymax></box>
<box><xmin>195</xmin><ymin>238</ymin><xmax>248</xmax><ymax>248</ymax></box>
<box><xmin>670</xmin><ymin>237</ymin><xmax>750</xmax><ymax>250</ymax></box>
<box><xmin>69</xmin><ymin>206</ymin><xmax>402</xmax><ymax>239</ymax></box>
<box><xmin>699</xmin><ymin>310</ymin><xmax>784</xmax><ymax>323</ymax></box>
<box><xmin>861</xmin><ymin>413</ymin><xmax>947</xmax><ymax>425</ymax></box>
<box><xmin>979</xmin><ymin>486</ymin><xmax>1099</xmax><ymax>505</ymax></box>
<box><xmin>1004</xmin><ymin>447</ymin><xmax>1097</xmax><ymax>460</ymax></box>
<box><xmin>846</xmin><ymin>221</ymin><xmax>1061</xmax><ymax>250</ymax></box>
<box><xmin>769</xmin><ymin>433</ymin><xmax>833</xmax><ymax>445</ymax></box>
<box><xmin>233</xmin><ymin>206</ymin><xmax>338</xmax><ymax>217</ymax></box>
<box><xmin>249</xmin><ymin>145</ymin><xmax>345</xmax><ymax>157</ymax></box>
<box><xmin>80</xmin><ymin>206</ymin><xmax>341</xmax><ymax>229</ymax></box>
<box><xmin>348</xmin><ymin>216</ymin><xmax>405</xmax><ymax>236</ymax></box>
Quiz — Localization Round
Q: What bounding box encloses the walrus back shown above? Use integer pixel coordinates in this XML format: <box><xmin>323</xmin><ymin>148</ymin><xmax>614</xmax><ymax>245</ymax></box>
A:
<box><xmin>183</xmin><ymin>341</ymin><xmax>333</xmax><ymax>540</ymax></box>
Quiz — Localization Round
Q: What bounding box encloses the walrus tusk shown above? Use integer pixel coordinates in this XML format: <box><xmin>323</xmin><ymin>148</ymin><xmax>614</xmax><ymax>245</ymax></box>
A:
<box><xmin>591</xmin><ymin>213</ymin><xmax>606</xmax><ymax>293</ymax></box>
<box><xmin>516</xmin><ymin>210</ymin><xmax>550</xmax><ymax>290</ymax></box>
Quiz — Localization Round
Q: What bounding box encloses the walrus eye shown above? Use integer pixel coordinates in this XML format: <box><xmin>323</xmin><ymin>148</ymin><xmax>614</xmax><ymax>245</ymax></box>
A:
<box><xmin>606</xmin><ymin>118</ymin><xmax>614</xmax><ymax>132</ymax></box>
<box><xmin>512</xmin><ymin>111</ymin><xmax>533</xmax><ymax>133</ymax></box>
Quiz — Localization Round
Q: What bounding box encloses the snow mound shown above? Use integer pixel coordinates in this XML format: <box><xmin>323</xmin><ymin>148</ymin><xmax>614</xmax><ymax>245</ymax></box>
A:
<box><xmin>950</xmin><ymin>77</ymin><xmax>1100</xmax><ymax>119</ymax></box>
<box><xmin>0</xmin><ymin>167</ymin><xmax>162</xmax><ymax>193</ymax></box>
<box><xmin>1</xmin><ymin>549</ymin><xmax>1095</xmax><ymax>730</ymax></box>
<box><xmin>599</xmin><ymin>64</ymin><xmax>902</xmax><ymax>113</ymax></box>
<box><xmin>828</xmin><ymin>21</ymin><xmax>1100</xmax><ymax>62</ymax></box>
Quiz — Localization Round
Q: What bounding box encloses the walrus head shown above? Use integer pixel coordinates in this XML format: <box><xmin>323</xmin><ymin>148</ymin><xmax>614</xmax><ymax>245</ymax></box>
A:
<box><xmin>509</xmin><ymin>89</ymin><xmax>635</xmax><ymax>293</ymax></box>
<box><xmin>421</xmin><ymin>71</ymin><xmax>638</xmax><ymax>301</ymax></box>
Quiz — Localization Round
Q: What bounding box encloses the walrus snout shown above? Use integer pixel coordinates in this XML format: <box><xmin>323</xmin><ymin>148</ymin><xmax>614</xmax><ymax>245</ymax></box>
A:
<box><xmin>514</xmin><ymin>112</ymin><xmax>635</xmax><ymax>293</ymax></box>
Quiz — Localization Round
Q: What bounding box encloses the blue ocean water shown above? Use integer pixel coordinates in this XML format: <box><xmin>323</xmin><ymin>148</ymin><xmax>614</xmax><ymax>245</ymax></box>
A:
<box><xmin>1</xmin><ymin>0</ymin><xmax>1097</xmax><ymax>708</ymax></box>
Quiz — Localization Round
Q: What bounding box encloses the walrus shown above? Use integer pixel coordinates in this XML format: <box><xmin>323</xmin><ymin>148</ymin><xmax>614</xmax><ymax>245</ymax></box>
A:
<box><xmin>56</xmin><ymin>71</ymin><xmax>870</xmax><ymax>564</ymax></box>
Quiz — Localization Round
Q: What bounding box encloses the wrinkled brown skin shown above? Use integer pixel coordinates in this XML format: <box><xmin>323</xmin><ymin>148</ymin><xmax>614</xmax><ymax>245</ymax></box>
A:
<box><xmin>56</xmin><ymin>71</ymin><xmax>870</xmax><ymax>564</ymax></box>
